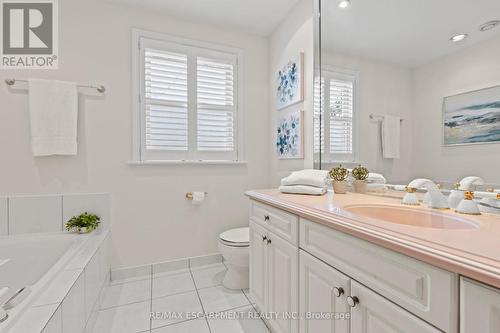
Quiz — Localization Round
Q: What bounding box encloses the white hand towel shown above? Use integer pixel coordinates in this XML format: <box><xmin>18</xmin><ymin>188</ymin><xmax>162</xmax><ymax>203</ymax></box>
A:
<box><xmin>279</xmin><ymin>185</ymin><xmax>327</xmax><ymax>195</ymax></box>
<box><xmin>381</xmin><ymin>115</ymin><xmax>400</xmax><ymax>159</ymax></box>
<box><xmin>281</xmin><ymin>169</ymin><xmax>329</xmax><ymax>188</ymax></box>
<box><xmin>28</xmin><ymin>79</ymin><xmax>78</xmax><ymax>156</ymax></box>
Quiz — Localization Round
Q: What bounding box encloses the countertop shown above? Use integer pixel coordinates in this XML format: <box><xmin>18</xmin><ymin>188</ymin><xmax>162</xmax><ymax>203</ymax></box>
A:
<box><xmin>246</xmin><ymin>189</ymin><xmax>500</xmax><ymax>289</ymax></box>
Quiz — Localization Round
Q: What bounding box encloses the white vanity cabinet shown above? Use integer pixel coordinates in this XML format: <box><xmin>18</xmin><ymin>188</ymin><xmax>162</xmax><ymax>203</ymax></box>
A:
<box><xmin>249</xmin><ymin>199</ymin><xmax>500</xmax><ymax>333</ymax></box>
<box><xmin>350</xmin><ymin>280</ymin><xmax>441</xmax><ymax>333</ymax></box>
<box><xmin>299</xmin><ymin>249</ymin><xmax>440</xmax><ymax>333</ymax></box>
<box><xmin>460</xmin><ymin>277</ymin><xmax>500</xmax><ymax>332</ymax></box>
<box><xmin>299</xmin><ymin>250</ymin><xmax>350</xmax><ymax>333</ymax></box>
<box><xmin>249</xmin><ymin>213</ymin><xmax>299</xmax><ymax>333</ymax></box>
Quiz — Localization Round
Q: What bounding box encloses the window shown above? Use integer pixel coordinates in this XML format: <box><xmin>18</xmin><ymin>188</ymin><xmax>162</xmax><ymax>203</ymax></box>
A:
<box><xmin>134</xmin><ymin>32</ymin><xmax>241</xmax><ymax>162</ymax></box>
<box><xmin>314</xmin><ymin>69</ymin><xmax>357</xmax><ymax>162</ymax></box>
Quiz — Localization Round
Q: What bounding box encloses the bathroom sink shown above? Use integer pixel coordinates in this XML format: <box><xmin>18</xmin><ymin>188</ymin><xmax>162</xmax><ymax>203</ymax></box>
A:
<box><xmin>344</xmin><ymin>205</ymin><xmax>479</xmax><ymax>230</ymax></box>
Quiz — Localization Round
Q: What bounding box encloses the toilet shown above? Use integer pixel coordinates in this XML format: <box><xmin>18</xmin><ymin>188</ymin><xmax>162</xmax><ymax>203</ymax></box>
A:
<box><xmin>218</xmin><ymin>227</ymin><xmax>250</xmax><ymax>290</ymax></box>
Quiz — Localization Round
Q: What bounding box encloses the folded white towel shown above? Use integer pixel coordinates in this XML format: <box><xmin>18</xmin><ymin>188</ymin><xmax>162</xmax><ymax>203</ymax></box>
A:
<box><xmin>281</xmin><ymin>169</ymin><xmax>329</xmax><ymax>188</ymax></box>
<box><xmin>381</xmin><ymin>115</ymin><xmax>400</xmax><ymax>159</ymax></box>
<box><xmin>28</xmin><ymin>79</ymin><xmax>78</xmax><ymax>156</ymax></box>
<box><xmin>279</xmin><ymin>185</ymin><xmax>327</xmax><ymax>195</ymax></box>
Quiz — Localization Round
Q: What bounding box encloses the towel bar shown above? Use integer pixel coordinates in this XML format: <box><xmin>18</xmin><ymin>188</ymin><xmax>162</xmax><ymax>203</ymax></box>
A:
<box><xmin>4</xmin><ymin>78</ymin><xmax>105</xmax><ymax>93</ymax></box>
<box><xmin>369</xmin><ymin>113</ymin><xmax>404</xmax><ymax>122</ymax></box>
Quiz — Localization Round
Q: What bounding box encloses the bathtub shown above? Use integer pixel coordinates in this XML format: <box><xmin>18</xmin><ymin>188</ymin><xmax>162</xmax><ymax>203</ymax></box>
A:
<box><xmin>0</xmin><ymin>231</ymin><xmax>110</xmax><ymax>333</ymax></box>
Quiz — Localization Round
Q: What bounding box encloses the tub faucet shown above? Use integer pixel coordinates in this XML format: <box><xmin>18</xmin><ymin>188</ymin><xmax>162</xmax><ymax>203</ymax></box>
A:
<box><xmin>406</xmin><ymin>178</ymin><xmax>449</xmax><ymax>209</ymax></box>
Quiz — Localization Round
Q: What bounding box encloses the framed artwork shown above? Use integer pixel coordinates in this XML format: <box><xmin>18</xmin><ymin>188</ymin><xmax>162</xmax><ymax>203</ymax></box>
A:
<box><xmin>276</xmin><ymin>110</ymin><xmax>303</xmax><ymax>159</ymax></box>
<box><xmin>443</xmin><ymin>85</ymin><xmax>500</xmax><ymax>146</ymax></box>
<box><xmin>276</xmin><ymin>53</ymin><xmax>304</xmax><ymax>110</ymax></box>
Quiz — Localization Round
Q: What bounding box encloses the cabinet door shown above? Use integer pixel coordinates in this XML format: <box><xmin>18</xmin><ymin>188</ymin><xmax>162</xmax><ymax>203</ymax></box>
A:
<box><xmin>350</xmin><ymin>281</ymin><xmax>441</xmax><ymax>333</ymax></box>
<box><xmin>268</xmin><ymin>231</ymin><xmax>299</xmax><ymax>333</ymax></box>
<box><xmin>249</xmin><ymin>221</ymin><xmax>268</xmax><ymax>312</ymax></box>
<box><xmin>460</xmin><ymin>277</ymin><xmax>500</xmax><ymax>333</ymax></box>
<box><xmin>299</xmin><ymin>250</ymin><xmax>350</xmax><ymax>333</ymax></box>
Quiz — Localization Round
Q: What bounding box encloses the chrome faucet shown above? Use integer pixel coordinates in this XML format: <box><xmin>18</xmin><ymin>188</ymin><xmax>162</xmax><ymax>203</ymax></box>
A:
<box><xmin>405</xmin><ymin>178</ymin><xmax>449</xmax><ymax>209</ymax></box>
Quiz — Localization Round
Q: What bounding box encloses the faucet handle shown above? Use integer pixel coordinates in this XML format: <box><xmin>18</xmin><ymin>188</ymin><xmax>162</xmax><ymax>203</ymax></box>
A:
<box><xmin>464</xmin><ymin>191</ymin><xmax>474</xmax><ymax>200</ymax></box>
<box><xmin>405</xmin><ymin>186</ymin><xmax>417</xmax><ymax>193</ymax></box>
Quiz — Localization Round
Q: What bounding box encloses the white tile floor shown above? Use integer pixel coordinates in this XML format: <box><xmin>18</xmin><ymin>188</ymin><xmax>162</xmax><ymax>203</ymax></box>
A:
<box><xmin>92</xmin><ymin>263</ymin><xmax>270</xmax><ymax>333</ymax></box>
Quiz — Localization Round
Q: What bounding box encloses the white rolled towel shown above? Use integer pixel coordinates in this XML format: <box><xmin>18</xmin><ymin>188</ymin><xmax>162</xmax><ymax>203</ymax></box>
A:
<box><xmin>281</xmin><ymin>169</ymin><xmax>329</xmax><ymax>188</ymax></box>
<box><xmin>367</xmin><ymin>172</ymin><xmax>386</xmax><ymax>184</ymax></box>
<box><xmin>279</xmin><ymin>185</ymin><xmax>327</xmax><ymax>195</ymax></box>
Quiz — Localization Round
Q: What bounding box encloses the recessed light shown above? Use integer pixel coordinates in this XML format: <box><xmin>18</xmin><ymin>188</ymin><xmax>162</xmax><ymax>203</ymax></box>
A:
<box><xmin>449</xmin><ymin>34</ymin><xmax>468</xmax><ymax>42</ymax></box>
<box><xmin>338</xmin><ymin>0</ymin><xmax>351</xmax><ymax>9</ymax></box>
<box><xmin>479</xmin><ymin>20</ymin><xmax>500</xmax><ymax>32</ymax></box>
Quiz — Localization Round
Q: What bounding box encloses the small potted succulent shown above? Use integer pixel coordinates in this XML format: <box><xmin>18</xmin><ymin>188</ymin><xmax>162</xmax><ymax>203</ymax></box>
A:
<box><xmin>65</xmin><ymin>212</ymin><xmax>101</xmax><ymax>234</ymax></box>
<box><xmin>329</xmin><ymin>165</ymin><xmax>349</xmax><ymax>194</ymax></box>
<box><xmin>352</xmin><ymin>164</ymin><xmax>369</xmax><ymax>193</ymax></box>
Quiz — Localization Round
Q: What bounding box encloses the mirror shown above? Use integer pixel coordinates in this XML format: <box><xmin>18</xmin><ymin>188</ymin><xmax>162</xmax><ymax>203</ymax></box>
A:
<box><xmin>315</xmin><ymin>0</ymin><xmax>500</xmax><ymax>189</ymax></box>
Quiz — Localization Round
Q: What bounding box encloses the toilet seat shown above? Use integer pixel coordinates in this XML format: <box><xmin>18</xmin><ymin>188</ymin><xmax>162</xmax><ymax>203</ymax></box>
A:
<box><xmin>219</xmin><ymin>227</ymin><xmax>249</xmax><ymax>247</ymax></box>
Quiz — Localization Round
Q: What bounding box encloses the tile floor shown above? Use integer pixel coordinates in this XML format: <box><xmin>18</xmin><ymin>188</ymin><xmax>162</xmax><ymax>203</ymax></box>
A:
<box><xmin>92</xmin><ymin>262</ymin><xmax>270</xmax><ymax>333</ymax></box>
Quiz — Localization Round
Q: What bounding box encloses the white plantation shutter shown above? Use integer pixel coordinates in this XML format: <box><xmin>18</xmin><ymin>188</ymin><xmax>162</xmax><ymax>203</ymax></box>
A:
<box><xmin>329</xmin><ymin>78</ymin><xmax>354</xmax><ymax>156</ymax></box>
<box><xmin>196</xmin><ymin>56</ymin><xmax>236</xmax><ymax>158</ymax></box>
<box><xmin>144</xmin><ymin>49</ymin><xmax>189</xmax><ymax>153</ymax></box>
<box><xmin>317</xmin><ymin>69</ymin><xmax>357</xmax><ymax>162</ymax></box>
<box><xmin>313</xmin><ymin>77</ymin><xmax>325</xmax><ymax>153</ymax></box>
<box><xmin>138</xmin><ymin>37</ymin><xmax>239</xmax><ymax>161</ymax></box>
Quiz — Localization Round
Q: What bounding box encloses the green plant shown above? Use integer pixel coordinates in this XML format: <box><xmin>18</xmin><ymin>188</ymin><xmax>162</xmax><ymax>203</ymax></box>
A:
<box><xmin>352</xmin><ymin>164</ymin><xmax>369</xmax><ymax>181</ymax></box>
<box><xmin>65</xmin><ymin>212</ymin><xmax>101</xmax><ymax>233</ymax></box>
<box><xmin>329</xmin><ymin>165</ymin><xmax>349</xmax><ymax>182</ymax></box>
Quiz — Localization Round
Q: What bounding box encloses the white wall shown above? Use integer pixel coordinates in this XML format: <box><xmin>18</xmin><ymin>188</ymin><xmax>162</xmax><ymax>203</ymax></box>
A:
<box><xmin>321</xmin><ymin>52</ymin><xmax>414</xmax><ymax>183</ymax></box>
<box><xmin>412</xmin><ymin>36</ymin><xmax>500</xmax><ymax>184</ymax></box>
<box><xmin>268</xmin><ymin>0</ymin><xmax>315</xmax><ymax>186</ymax></box>
<box><xmin>0</xmin><ymin>0</ymin><xmax>270</xmax><ymax>268</ymax></box>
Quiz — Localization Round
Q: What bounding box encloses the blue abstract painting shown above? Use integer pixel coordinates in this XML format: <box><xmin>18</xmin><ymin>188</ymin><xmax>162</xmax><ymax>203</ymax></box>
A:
<box><xmin>276</xmin><ymin>111</ymin><xmax>303</xmax><ymax>159</ymax></box>
<box><xmin>276</xmin><ymin>53</ymin><xmax>303</xmax><ymax>110</ymax></box>
<box><xmin>443</xmin><ymin>86</ymin><xmax>500</xmax><ymax>145</ymax></box>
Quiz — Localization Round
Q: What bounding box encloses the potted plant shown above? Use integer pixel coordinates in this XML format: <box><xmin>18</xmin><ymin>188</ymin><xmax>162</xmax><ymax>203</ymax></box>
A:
<box><xmin>352</xmin><ymin>164</ymin><xmax>369</xmax><ymax>193</ymax></box>
<box><xmin>65</xmin><ymin>212</ymin><xmax>101</xmax><ymax>234</ymax></box>
<box><xmin>329</xmin><ymin>165</ymin><xmax>349</xmax><ymax>194</ymax></box>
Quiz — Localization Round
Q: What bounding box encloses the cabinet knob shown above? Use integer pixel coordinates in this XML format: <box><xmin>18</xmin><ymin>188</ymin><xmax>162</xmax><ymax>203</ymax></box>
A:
<box><xmin>264</xmin><ymin>215</ymin><xmax>270</xmax><ymax>222</ymax></box>
<box><xmin>347</xmin><ymin>296</ymin><xmax>359</xmax><ymax>307</ymax></box>
<box><xmin>333</xmin><ymin>287</ymin><xmax>344</xmax><ymax>297</ymax></box>
<box><xmin>266</xmin><ymin>238</ymin><xmax>272</xmax><ymax>245</ymax></box>
<box><xmin>262</xmin><ymin>235</ymin><xmax>267</xmax><ymax>242</ymax></box>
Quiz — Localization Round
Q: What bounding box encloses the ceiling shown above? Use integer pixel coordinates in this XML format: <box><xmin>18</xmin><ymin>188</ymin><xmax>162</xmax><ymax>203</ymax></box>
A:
<box><xmin>322</xmin><ymin>0</ymin><xmax>500</xmax><ymax>68</ymax></box>
<box><xmin>107</xmin><ymin>0</ymin><xmax>301</xmax><ymax>36</ymax></box>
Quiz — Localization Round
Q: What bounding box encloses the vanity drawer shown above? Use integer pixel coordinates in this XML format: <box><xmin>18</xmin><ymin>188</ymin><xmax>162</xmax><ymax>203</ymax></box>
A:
<box><xmin>250</xmin><ymin>201</ymin><xmax>298</xmax><ymax>245</ymax></box>
<box><xmin>300</xmin><ymin>218</ymin><xmax>458</xmax><ymax>333</ymax></box>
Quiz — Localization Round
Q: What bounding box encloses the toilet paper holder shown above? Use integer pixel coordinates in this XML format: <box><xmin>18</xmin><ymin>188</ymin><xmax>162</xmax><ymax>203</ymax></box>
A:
<box><xmin>186</xmin><ymin>192</ymin><xmax>208</xmax><ymax>200</ymax></box>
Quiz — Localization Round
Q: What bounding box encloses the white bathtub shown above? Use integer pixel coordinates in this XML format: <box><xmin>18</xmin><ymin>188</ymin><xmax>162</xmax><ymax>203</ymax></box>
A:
<box><xmin>0</xmin><ymin>231</ymin><xmax>110</xmax><ymax>333</ymax></box>
<box><xmin>0</xmin><ymin>234</ymin><xmax>80</xmax><ymax>302</ymax></box>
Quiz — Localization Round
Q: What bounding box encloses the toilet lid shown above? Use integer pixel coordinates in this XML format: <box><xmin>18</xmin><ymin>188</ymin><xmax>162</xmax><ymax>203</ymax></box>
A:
<box><xmin>219</xmin><ymin>227</ymin><xmax>249</xmax><ymax>246</ymax></box>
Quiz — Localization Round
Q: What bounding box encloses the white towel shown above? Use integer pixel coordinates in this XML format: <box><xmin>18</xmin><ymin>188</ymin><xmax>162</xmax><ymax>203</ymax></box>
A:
<box><xmin>28</xmin><ymin>79</ymin><xmax>78</xmax><ymax>156</ymax></box>
<box><xmin>279</xmin><ymin>185</ymin><xmax>327</xmax><ymax>195</ymax></box>
<box><xmin>381</xmin><ymin>115</ymin><xmax>400</xmax><ymax>159</ymax></box>
<box><xmin>281</xmin><ymin>169</ymin><xmax>329</xmax><ymax>188</ymax></box>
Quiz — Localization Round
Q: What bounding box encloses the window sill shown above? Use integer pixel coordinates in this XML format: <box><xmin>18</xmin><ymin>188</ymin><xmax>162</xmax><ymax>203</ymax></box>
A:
<box><xmin>127</xmin><ymin>160</ymin><xmax>248</xmax><ymax>166</ymax></box>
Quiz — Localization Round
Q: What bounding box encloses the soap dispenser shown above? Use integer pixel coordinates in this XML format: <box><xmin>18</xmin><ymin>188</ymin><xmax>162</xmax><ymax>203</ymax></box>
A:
<box><xmin>402</xmin><ymin>186</ymin><xmax>419</xmax><ymax>206</ymax></box>
<box><xmin>456</xmin><ymin>191</ymin><xmax>481</xmax><ymax>215</ymax></box>
<box><xmin>448</xmin><ymin>183</ymin><xmax>463</xmax><ymax>209</ymax></box>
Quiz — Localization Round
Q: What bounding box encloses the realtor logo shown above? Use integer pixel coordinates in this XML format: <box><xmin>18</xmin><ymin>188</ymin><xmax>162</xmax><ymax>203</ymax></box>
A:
<box><xmin>1</xmin><ymin>0</ymin><xmax>58</xmax><ymax>69</ymax></box>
